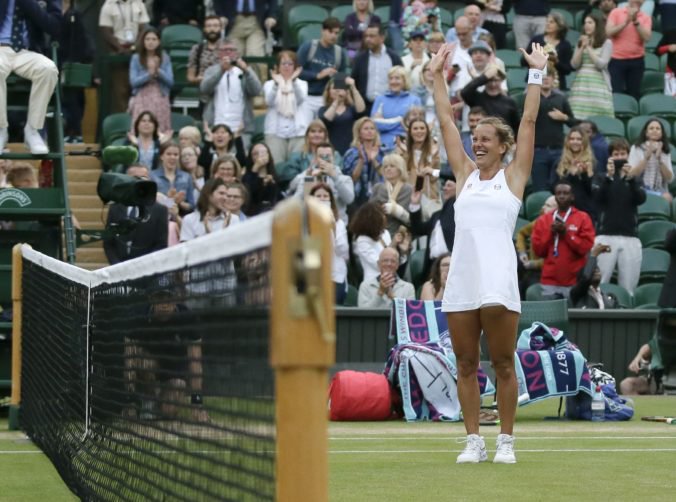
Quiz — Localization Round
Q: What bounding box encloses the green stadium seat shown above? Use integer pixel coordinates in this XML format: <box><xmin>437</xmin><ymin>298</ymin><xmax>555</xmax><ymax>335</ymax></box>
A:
<box><xmin>505</xmin><ymin>30</ymin><xmax>516</xmax><ymax>50</ymax></box>
<box><xmin>439</xmin><ymin>7</ymin><xmax>454</xmax><ymax>28</ymax></box>
<box><xmin>565</xmin><ymin>29</ymin><xmax>581</xmax><ymax>47</ymax></box>
<box><xmin>639</xmin><ymin>220</ymin><xmax>674</xmax><ymax>248</ymax></box>
<box><xmin>639</xmin><ymin>93</ymin><xmax>676</xmax><ymax>121</ymax></box>
<box><xmin>330</xmin><ymin>5</ymin><xmax>353</xmax><ymax>21</ymax></box>
<box><xmin>551</xmin><ymin>9</ymin><xmax>574</xmax><ymax>30</ymax></box>
<box><xmin>587</xmin><ymin>115</ymin><xmax>625</xmax><ymax>140</ymax></box>
<box><xmin>344</xmin><ymin>283</ymin><xmax>358</xmax><ymax>307</ymax></box>
<box><xmin>640</xmin><ymin>248</ymin><xmax>671</xmax><ymax>284</ymax></box>
<box><xmin>627</xmin><ymin>116</ymin><xmax>671</xmax><ymax>144</ymax></box>
<box><xmin>612</xmin><ymin>93</ymin><xmax>639</xmax><ymax>122</ymax></box>
<box><xmin>638</xmin><ymin>193</ymin><xmax>672</xmax><ymax>222</ymax></box>
<box><xmin>599</xmin><ymin>283</ymin><xmax>634</xmax><ymax>309</ymax></box>
<box><xmin>659</xmin><ymin>53</ymin><xmax>668</xmax><ymax>72</ymax></box>
<box><xmin>646</xmin><ymin>31</ymin><xmax>662</xmax><ymax>52</ymax></box>
<box><xmin>525</xmin><ymin>190</ymin><xmax>552</xmax><ymax>220</ymax></box>
<box><xmin>634</xmin><ymin>283</ymin><xmax>663</xmax><ymax>308</ymax></box>
<box><xmin>673</xmin><ymin>121</ymin><xmax>676</xmax><ymax>145</ymax></box>
<box><xmin>507</xmin><ymin>68</ymin><xmax>528</xmax><ymax>93</ymax></box>
<box><xmin>102</xmin><ymin>113</ymin><xmax>131</xmax><ymax>147</ymax></box>
<box><xmin>525</xmin><ymin>283</ymin><xmax>544</xmax><ymax>301</ymax></box>
<box><xmin>644</xmin><ymin>53</ymin><xmax>660</xmax><ymax>72</ymax></box>
<box><xmin>170</xmin><ymin>112</ymin><xmax>195</xmax><ymax>133</ymax></box>
<box><xmin>453</xmin><ymin>6</ymin><xmax>465</xmax><ymax>22</ymax></box>
<box><xmin>160</xmin><ymin>24</ymin><xmax>202</xmax><ymax>50</ymax></box>
<box><xmin>289</xmin><ymin>5</ymin><xmax>328</xmax><ymax>36</ymax></box>
<box><xmin>574</xmin><ymin>10</ymin><xmax>587</xmax><ymax>30</ymax></box>
<box><xmin>641</xmin><ymin>70</ymin><xmax>665</xmax><ymax>95</ymax></box>
<box><xmin>374</xmin><ymin>6</ymin><xmax>390</xmax><ymax>21</ymax></box>
<box><xmin>297</xmin><ymin>23</ymin><xmax>323</xmax><ymax>46</ymax></box>
<box><xmin>672</xmin><ymin>198</ymin><xmax>676</xmax><ymax>222</ymax></box>
<box><xmin>408</xmin><ymin>249</ymin><xmax>426</xmax><ymax>289</ymax></box>
<box><xmin>496</xmin><ymin>49</ymin><xmax>522</xmax><ymax>69</ymax></box>
<box><xmin>251</xmin><ymin>114</ymin><xmax>266</xmax><ymax>144</ymax></box>
<box><xmin>513</xmin><ymin>216</ymin><xmax>530</xmax><ymax>240</ymax></box>
<box><xmin>518</xmin><ymin>299</ymin><xmax>569</xmax><ymax>334</ymax></box>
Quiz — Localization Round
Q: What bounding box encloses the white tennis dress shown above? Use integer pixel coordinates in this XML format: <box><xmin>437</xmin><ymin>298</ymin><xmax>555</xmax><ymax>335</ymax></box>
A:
<box><xmin>441</xmin><ymin>168</ymin><xmax>522</xmax><ymax>313</ymax></box>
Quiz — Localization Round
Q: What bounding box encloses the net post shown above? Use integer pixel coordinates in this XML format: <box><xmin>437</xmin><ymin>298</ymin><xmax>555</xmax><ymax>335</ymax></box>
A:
<box><xmin>9</xmin><ymin>244</ymin><xmax>25</xmax><ymax>430</ymax></box>
<box><xmin>271</xmin><ymin>198</ymin><xmax>336</xmax><ymax>502</ymax></box>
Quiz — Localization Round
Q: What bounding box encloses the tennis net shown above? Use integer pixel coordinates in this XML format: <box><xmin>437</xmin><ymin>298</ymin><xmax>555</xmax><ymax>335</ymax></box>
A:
<box><xmin>19</xmin><ymin>211</ymin><xmax>279</xmax><ymax>501</ymax></box>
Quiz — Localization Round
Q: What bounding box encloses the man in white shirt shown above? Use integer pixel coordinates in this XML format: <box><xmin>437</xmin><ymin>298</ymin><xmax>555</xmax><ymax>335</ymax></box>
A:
<box><xmin>200</xmin><ymin>38</ymin><xmax>262</xmax><ymax>146</ymax></box>
<box><xmin>358</xmin><ymin>247</ymin><xmax>415</xmax><ymax>308</ymax></box>
<box><xmin>446</xmin><ymin>17</ymin><xmax>474</xmax><ymax>98</ymax></box>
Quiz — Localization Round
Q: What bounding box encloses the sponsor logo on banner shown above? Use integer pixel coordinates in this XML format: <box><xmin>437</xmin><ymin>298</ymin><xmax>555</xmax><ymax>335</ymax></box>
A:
<box><xmin>0</xmin><ymin>188</ymin><xmax>31</xmax><ymax>207</ymax></box>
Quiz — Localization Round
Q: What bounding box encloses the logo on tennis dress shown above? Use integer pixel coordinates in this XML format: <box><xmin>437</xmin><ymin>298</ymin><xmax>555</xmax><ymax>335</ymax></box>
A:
<box><xmin>494</xmin><ymin>184</ymin><xmax>502</xmax><ymax>190</ymax></box>
<box><xmin>466</xmin><ymin>183</ymin><xmax>472</xmax><ymax>189</ymax></box>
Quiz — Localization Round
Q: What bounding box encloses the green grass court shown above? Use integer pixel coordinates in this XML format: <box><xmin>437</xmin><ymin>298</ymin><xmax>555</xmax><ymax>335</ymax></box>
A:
<box><xmin>2</xmin><ymin>395</ymin><xmax>675</xmax><ymax>501</ymax></box>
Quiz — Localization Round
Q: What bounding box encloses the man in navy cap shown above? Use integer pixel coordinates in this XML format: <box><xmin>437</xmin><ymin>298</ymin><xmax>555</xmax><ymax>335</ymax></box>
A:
<box><xmin>0</xmin><ymin>0</ymin><xmax>61</xmax><ymax>154</ymax></box>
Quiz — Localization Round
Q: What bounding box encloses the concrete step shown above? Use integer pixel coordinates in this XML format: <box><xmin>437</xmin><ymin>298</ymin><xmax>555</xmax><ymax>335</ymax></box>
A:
<box><xmin>72</xmin><ymin>207</ymin><xmax>107</xmax><ymax>223</ymax></box>
<box><xmin>68</xmin><ymin>181</ymin><xmax>99</xmax><ymax>197</ymax></box>
<box><xmin>68</xmin><ymin>169</ymin><xmax>101</xmax><ymax>183</ymax></box>
<box><xmin>79</xmin><ymin>262</ymin><xmax>108</xmax><ymax>271</ymax></box>
<box><xmin>70</xmin><ymin>195</ymin><xmax>103</xmax><ymax>209</ymax></box>
<box><xmin>76</xmin><ymin>246</ymin><xmax>106</xmax><ymax>263</ymax></box>
<box><xmin>65</xmin><ymin>155</ymin><xmax>102</xmax><ymax>171</ymax></box>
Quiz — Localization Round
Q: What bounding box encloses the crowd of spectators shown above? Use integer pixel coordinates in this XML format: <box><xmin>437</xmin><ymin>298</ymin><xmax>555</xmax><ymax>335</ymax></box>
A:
<box><xmin>1</xmin><ymin>0</ymin><xmax>675</xmax><ymax>312</ymax></box>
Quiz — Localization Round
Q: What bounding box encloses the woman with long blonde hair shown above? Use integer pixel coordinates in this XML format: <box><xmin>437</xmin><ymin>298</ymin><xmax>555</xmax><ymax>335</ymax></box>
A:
<box><xmin>553</xmin><ymin>126</ymin><xmax>597</xmax><ymax>221</ymax></box>
<box><xmin>342</xmin><ymin>117</ymin><xmax>385</xmax><ymax>208</ymax></box>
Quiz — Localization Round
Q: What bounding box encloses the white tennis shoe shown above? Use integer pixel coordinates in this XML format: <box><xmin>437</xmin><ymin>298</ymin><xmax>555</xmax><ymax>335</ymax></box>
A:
<box><xmin>456</xmin><ymin>434</ymin><xmax>488</xmax><ymax>463</ymax></box>
<box><xmin>494</xmin><ymin>433</ymin><xmax>517</xmax><ymax>464</ymax></box>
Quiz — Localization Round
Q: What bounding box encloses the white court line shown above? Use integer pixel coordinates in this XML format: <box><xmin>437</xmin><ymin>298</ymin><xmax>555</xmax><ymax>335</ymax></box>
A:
<box><xmin>330</xmin><ymin>436</ymin><xmax>676</xmax><ymax>441</ymax></box>
<box><xmin>330</xmin><ymin>448</ymin><xmax>676</xmax><ymax>454</ymax></box>
<box><xmin>3</xmin><ymin>448</ymin><xmax>676</xmax><ymax>456</ymax></box>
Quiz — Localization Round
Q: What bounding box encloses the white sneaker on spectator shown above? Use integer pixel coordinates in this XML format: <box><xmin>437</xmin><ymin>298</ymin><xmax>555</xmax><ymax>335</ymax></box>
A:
<box><xmin>0</xmin><ymin>128</ymin><xmax>7</xmax><ymax>151</ymax></box>
<box><xmin>456</xmin><ymin>434</ymin><xmax>487</xmax><ymax>463</ymax></box>
<box><xmin>24</xmin><ymin>125</ymin><xmax>49</xmax><ymax>155</ymax></box>
<box><xmin>494</xmin><ymin>433</ymin><xmax>517</xmax><ymax>463</ymax></box>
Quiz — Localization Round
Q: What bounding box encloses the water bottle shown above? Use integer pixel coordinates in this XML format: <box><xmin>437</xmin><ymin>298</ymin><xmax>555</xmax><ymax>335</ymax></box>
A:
<box><xmin>591</xmin><ymin>385</ymin><xmax>605</xmax><ymax>422</ymax></box>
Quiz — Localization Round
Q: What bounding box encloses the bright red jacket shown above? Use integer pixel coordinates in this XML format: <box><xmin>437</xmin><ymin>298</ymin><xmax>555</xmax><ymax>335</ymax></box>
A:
<box><xmin>531</xmin><ymin>207</ymin><xmax>596</xmax><ymax>287</ymax></box>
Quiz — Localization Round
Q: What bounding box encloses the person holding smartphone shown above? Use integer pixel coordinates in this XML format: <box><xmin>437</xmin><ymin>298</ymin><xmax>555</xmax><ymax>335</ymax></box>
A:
<box><xmin>288</xmin><ymin>142</ymin><xmax>355</xmax><ymax>223</ymax></box>
<box><xmin>592</xmin><ymin>138</ymin><xmax>646</xmax><ymax>294</ymax></box>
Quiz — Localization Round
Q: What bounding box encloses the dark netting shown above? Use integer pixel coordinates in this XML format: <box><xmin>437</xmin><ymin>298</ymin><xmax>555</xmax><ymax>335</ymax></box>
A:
<box><xmin>20</xmin><ymin>246</ymin><xmax>275</xmax><ymax>502</ymax></box>
<box><xmin>21</xmin><ymin>258</ymin><xmax>89</xmax><ymax>490</ymax></box>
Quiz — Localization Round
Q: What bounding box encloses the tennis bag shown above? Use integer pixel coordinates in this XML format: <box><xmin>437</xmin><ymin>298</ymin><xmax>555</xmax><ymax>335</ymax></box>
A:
<box><xmin>565</xmin><ymin>382</ymin><xmax>634</xmax><ymax>421</ymax></box>
<box><xmin>328</xmin><ymin>371</ymin><xmax>398</xmax><ymax>421</ymax></box>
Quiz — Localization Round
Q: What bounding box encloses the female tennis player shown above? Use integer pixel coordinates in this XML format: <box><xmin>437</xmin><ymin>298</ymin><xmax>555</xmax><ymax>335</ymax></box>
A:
<box><xmin>429</xmin><ymin>42</ymin><xmax>548</xmax><ymax>464</ymax></box>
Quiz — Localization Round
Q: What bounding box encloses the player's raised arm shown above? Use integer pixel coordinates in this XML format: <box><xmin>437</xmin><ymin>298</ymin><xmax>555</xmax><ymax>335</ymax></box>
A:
<box><xmin>507</xmin><ymin>43</ymin><xmax>549</xmax><ymax>197</ymax></box>
<box><xmin>430</xmin><ymin>44</ymin><xmax>474</xmax><ymax>188</ymax></box>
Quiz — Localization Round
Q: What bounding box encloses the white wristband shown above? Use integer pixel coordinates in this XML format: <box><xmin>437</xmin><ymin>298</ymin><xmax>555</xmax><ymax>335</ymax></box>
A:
<box><xmin>527</xmin><ymin>68</ymin><xmax>544</xmax><ymax>85</ymax></box>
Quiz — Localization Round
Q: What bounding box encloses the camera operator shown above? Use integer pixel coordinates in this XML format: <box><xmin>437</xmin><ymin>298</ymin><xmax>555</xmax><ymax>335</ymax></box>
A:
<box><xmin>620</xmin><ymin>338</ymin><xmax>660</xmax><ymax>394</ymax></box>
<box><xmin>103</xmin><ymin>164</ymin><xmax>168</xmax><ymax>264</ymax></box>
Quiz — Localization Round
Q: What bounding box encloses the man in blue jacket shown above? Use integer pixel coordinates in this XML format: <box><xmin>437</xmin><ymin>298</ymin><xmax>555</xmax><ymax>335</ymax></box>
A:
<box><xmin>0</xmin><ymin>0</ymin><xmax>61</xmax><ymax>154</ymax></box>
